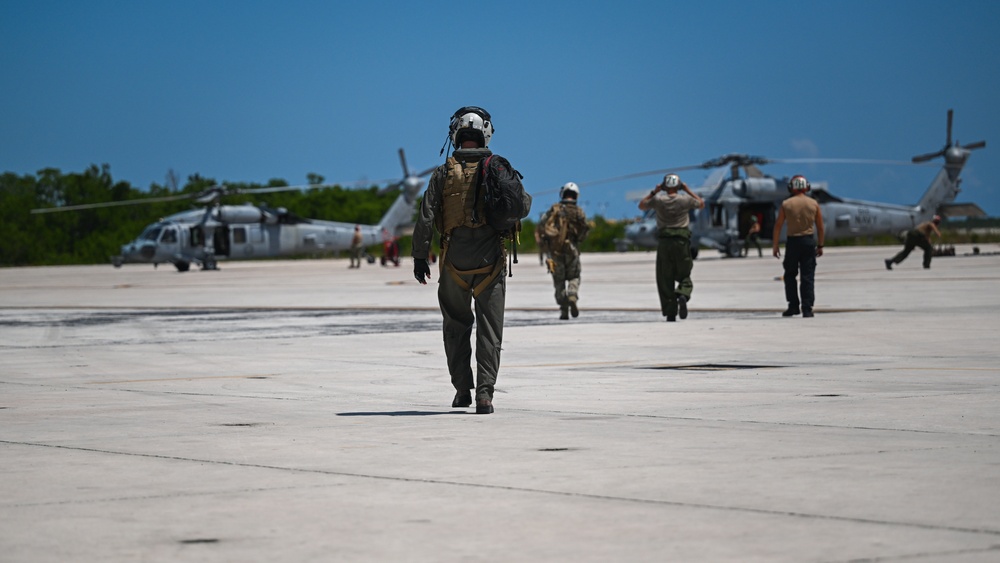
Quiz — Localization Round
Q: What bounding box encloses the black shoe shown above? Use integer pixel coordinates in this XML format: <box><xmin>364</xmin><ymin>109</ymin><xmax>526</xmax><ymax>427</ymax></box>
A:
<box><xmin>782</xmin><ymin>307</ymin><xmax>800</xmax><ymax>317</ymax></box>
<box><xmin>677</xmin><ymin>296</ymin><xmax>688</xmax><ymax>320</ymax></box>
<box><xmin>475</xmin><ymin>399</ymin><xmax>494</xmax><ymax>414</ymax></box>
<box><xmin>884</xmin><ymin>259</ymin><xmax>893</xmax><ymax>270</ymax></box>
<box><xmin>569</xmin><ymin>300</ymin><xmax>579</xmax><ymax>318</ymax></box>
<box><xmin>452</xmin><ymin>390</ymin><xmax>472</xmax><ymax>408</ymax></box>
<box><xmin>803</xmin><ymin>309</ymin><xmax>814</xmax><ymax>318</ymax></box>
<box><xmin>559</xmin><ymin>307</ymin><xmax>569</xmax><ymax>320</ymax></box>
<box><xmin>666</xmin><ymin>315</ymin><xmax>676</xmax><ymax>322</ymax></box>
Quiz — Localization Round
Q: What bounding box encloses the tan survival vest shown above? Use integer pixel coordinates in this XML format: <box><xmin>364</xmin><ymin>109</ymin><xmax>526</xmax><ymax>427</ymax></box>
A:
<box><xmin>435</xmin><ymin>156</ymin><xmax>504</xmax><ymax>297</ymax></box>
<box><xmin>436</xmin><ymin>156</ymin><xmax>486</xmax><ymax>237</ymax></box>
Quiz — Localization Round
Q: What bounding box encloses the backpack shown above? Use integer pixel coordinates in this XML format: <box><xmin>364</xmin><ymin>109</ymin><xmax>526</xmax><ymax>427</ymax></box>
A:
<box><xmin>541</xmin><ymin>204</ymin><xmax>570</xmax><ymax>250</ymax></box>
<box><xmin>473</xmin><ymin>155</ymin><xmax>531</xmax><ymax>234</ymax></box>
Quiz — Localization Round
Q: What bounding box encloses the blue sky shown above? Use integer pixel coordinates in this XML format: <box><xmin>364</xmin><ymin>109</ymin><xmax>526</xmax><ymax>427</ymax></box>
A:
<box><xmin>2</xmin><ymin>0</ymin><xmax>998</xmax><ymax>220</ymax></box>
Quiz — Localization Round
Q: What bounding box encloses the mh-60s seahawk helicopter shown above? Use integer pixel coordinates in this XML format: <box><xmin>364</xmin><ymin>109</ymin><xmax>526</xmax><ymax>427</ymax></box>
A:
<box><xmin>614</xmin><ymin>110</ymin><xmax>985</xmax><ymax>257</ymax></box>
<box><xmin>31</xmin><ymin>149</ymin><xmax>434</xmax><ymax>271</ymax></box>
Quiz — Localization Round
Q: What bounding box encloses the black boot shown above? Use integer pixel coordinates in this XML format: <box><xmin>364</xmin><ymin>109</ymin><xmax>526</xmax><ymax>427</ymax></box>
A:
<box><xmin>452</xmin><ymin>390</ymin><xmax>472</xmax><ymax>408</ymax></box>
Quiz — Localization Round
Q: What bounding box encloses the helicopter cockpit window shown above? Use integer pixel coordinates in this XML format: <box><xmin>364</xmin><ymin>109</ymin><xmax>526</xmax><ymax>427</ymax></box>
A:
<box><xmin>140</xmin><ymin>227</ymin><xmax>162</xmax><ymax>241</ymax></box>
<box><xmin>160</xmin><ymin>228</ymin><xmax>177</xmax><ymax>244</ymax></box>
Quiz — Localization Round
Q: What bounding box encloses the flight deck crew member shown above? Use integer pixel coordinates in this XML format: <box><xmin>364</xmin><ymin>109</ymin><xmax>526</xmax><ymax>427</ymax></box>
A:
<box><xmin>638</xmin><ymin>174</ymin><xmax>705</xmax><ymax>322</ymax></box>
<box><xmin>885</xmin><ymin>215</ymin><xmax>942</xmax><ymax>270</ymax></box>
<box><xmin>538</xmin><ymin>182</ymin><xmax>590</xmax><ymax>320</ymax></box>
<box><xmin>773</xmin><ymin>175</ymin><xmax>824</xmax><ymax>318</ymax></box>
<box><xmin>349</xmin><ymin>225</ymin><xmax>364</xmax><ymax>268</ymax></box>
<box><xmin>743</xmin><ymin>215</ymin><xmax>763</xmax><ymax>257</ymax></box>
<box><xmin>412</xmin><ymin>106</ymin><xmax>528</xmax><ymax>414</ymax></box>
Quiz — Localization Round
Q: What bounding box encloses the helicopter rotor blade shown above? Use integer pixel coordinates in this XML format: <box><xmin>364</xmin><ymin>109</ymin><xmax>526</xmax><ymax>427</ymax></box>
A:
<box><xmin>962</xmin><ymin>140</ymin><xmax>986</xmax><ymax>150</ymax></box>
<box><xmin>378</xmin><ymin>181</ymin><xmax>403</xmax><ymax>196</ymax></box>
<box><xmin>398</xmin><ymin>148</ymin><xmax>411</xmax><ymax>178</ymax></box>
<box><xmin>946</xmin><ymin>109</ymin><xmax>953</xmax><ymax>147</ymax></box>
<box><xmin>576</xmin><ymin>164</ymin><xmax>707</xmax><ymax>188</ymax></box>
<box><xmin>769</xmin><ymin>158</ymin><xmax>926</xmax><ymax>166</ymax></box>
<box><xmin>912</xmin><ymin>150</ymin><xmax>945</xmax><ymax>164</ymax></box>
<box><xmin>30</xmin><ymin>193</ymin><xmax>194</xmax><ymax>214</ymax></box>
<box><xmin>377</xmin><ymin>159</ymin><xmax>437</xmax><ymax>196</ymax></box>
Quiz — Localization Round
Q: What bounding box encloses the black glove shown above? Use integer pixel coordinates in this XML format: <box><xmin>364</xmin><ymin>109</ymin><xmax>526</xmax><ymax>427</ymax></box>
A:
<box><xmin>413</xmin><ymin>258</ymin><xmax>431</xmax><ymax>284</ymax></box>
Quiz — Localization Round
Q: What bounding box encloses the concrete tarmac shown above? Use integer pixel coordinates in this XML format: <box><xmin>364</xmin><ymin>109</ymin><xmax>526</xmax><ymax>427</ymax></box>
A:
<box><xmin>2</xmin><ymin>245</ymin><xmax>999</xmax><ymax>562</ymax></box>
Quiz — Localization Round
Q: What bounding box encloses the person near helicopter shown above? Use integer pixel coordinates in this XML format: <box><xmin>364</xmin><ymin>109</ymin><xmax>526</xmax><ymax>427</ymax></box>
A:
<box><xmin>638</xmin><ymin>173</ymin><xmax>705</xmax><ymax>322</ymax></box>
<box><xmin>537</xmin><ymin>182</ymin><xmax>590</xmax><ymax>320</ymax></box>
<box><xmin>381</xmin><ymin>228</ymin><xmax>400</xmax><ymax>267</ymax></box>
<box><xmin>885</xmin><ymin>215</ymin><xmax>942</xmax><ymax>270</ymax></box>
<box><xmin>412</xmin><ymin>106</ymin><xmax>530</xmax><ymax>415</ymax></box>
<box><xmin>349</xmin><ymin>224</ymin><xmax>364</xmax><ymax>268</ymax></box>
<box><xmin>742</xmin><ymin>215</ymin><xmax>763</xmax><ymax>258</ymax></box>
<box><xmin>772</xmin><ymin>175</ymin><xmax>825</xmax><ymax>318</ymax></box>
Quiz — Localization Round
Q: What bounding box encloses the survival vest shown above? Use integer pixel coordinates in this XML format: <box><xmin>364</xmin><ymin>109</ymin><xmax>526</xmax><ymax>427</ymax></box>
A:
<box><xmin>437</xmin><ymin>156</ymin><xmax>485</xmax><ymax>237</ymax></box>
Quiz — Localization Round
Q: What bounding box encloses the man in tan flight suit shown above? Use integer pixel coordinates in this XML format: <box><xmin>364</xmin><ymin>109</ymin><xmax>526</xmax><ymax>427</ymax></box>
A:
<box><xmin>885</xmin><ymin>215</ymin><xmax>942</xmax><ymax>270</ymax></box>
<box><xmin>538</xmin><ymin>182</ymin><xmax>590</xmax><ymax>320</ymax></box>
<box><xmin>773</xmin><ymin>175</ymin><xmax>824</xmax><ymax>318</ymax></box>
<box><xmin>349</xmin><ymin>225</ymin><xmax>364</xmax><ymax>268</ymax></box>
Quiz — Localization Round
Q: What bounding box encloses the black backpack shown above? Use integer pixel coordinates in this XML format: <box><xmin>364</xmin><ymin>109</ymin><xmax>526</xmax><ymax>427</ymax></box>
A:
<box><xmin>473</xmin><ymin>155</ymin><xmax>531</xmax><ymax>234</ymax></box>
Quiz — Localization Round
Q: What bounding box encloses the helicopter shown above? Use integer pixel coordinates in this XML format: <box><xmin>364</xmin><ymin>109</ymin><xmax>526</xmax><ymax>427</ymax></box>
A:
<box><xmin>30</xmin><ymin>149</ymin><xmax>434</xmax><ymax>272</ymax></box>
<box><xmin>613</xmin><ymin>110</ymin><xmax>985</xmax><ymax>257</ymax></box>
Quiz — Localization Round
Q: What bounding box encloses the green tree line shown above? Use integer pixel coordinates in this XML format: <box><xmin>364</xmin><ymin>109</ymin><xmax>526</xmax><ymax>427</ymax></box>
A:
<box><xmin>0</xmin><ymin>165</ymin><xmax>628</xmax><ymax>266</ymax></box>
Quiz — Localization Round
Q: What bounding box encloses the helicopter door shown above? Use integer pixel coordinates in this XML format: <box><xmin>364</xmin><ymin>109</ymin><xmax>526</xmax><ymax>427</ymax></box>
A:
<box><xmin>711</xmin><ymin>204</ymin><xmax>726</xmax><ymax>227</ymax></box>
<box><xmin>190</xmin><ymin>226</ymin><xmax>205</xmax><ymax>247</ymax></box>
<box><xmin>214</xmin><ymin>226</ymin><xmax>231</xmax><ymax>257</ymax></box>
<box><xmin>738</xmin><ymin>204</ymin><xmax>775</xmax><ymax>239</ymax></box>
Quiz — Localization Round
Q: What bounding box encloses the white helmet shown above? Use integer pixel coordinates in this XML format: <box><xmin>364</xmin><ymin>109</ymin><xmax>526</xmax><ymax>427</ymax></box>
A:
<box><xmin>449</xmin><ymin>106</ymin><xmax>493</xmax><ymax>149</ymax></box>
<box><xmin>663</xmin><ymin>174</ymin><xmax>681</xmax><ymax>189</ymax></box>
<box><xmin>788</xmin><ymin>175</ymin><xmax>810</xmax><ymax>193</ymax></box>
<box><xmin>560</xmin><ymin>182</ymin><xmax>580</xmax><ymax>200</ymax></box>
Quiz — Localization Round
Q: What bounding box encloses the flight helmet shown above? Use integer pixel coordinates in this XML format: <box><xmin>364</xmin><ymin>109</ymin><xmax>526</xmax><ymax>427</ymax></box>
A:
<box><xmin>448</xmin><ymin>106</ymin><xmax>493</xmax><ymax>149</ymax></box>
<box><xmin>788</xmin><ymin>175</ymin><xmax>811</xmax><ymax>193</ymax></box>
<box><xmin>663</xmin><ymin>174</ymin><xmax>681</xmax><ymax>189</ymax></box>
<box><xmin>560</xmin><ymin>182</ymin><xmax>580</xmax><ymax>200</ymax></box>
<box><xmin>932</xmin><ymin>214</ymin><xmax>942</xmax><ymax>224</ymax></box>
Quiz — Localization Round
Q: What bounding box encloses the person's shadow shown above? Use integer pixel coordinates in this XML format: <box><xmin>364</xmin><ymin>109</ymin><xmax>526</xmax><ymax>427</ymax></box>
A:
<box><xmin>337</xmin><ymin>410</ymin><xmax>468</xmax><ymax>417</ymax></box>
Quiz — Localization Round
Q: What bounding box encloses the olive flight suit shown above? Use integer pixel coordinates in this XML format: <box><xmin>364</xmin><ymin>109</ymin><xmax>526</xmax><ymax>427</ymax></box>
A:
<box><xmin>647</xmin><ymin>192</ymin><xmax>701</xmax><ymax>318</ymax></box>
<box><xmin>411</xmin><ymin>148</ymin><xmax>530</xmax><ymax>404</ymax></box>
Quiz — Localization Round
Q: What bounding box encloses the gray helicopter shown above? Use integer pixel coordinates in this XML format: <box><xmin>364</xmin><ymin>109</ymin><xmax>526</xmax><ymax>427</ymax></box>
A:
<box><xmin>31</xmin><ymin>149</ymin><xmax>433</xmax><ymax>271</ymax></box>
<box><xmin>616</xmin><ymin>110</ymin><xmax>985</xmax><ymax>257</ymax></box>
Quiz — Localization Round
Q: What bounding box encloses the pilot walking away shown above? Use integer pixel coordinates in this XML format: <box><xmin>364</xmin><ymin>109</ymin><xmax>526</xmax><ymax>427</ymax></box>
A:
<box><xmin>742</xmin><ymin>215</ymin><xmax>763</xmax><ymax>258</ymax></box>
<box><xmin>885</xmin><ymin>215</ymin><xmax>942</xmax><ymax>270</ymax></box>
<box><xmin>638</xmin><ymin>174</ymin><xmax>705</xmax><ymax>322</ymax></box>
<box><xmin>412</xmin><ymin>106</ymin><xmax>530</xmax><ymax>415</ymax></box>
<box><xmin>538</xmin><ymin>182</ymin><xmax>590</xmax><ymax>320</ymax></box>
<box><xmin>773</xmin><ymin>175</ymin><xmax>824</xmax><ymax>318</ymax></box>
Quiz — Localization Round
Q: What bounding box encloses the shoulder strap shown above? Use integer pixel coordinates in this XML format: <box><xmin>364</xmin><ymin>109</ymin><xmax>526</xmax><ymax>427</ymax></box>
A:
<box><xmin>471</xmin><ymin>155</ymin><xmax>493</xmax><ymax>225</ymax></box>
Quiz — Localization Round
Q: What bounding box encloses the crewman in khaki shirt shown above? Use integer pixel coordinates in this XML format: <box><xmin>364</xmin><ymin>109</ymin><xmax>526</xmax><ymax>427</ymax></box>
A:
<box><xmin>772</xmin><ymin>175</ymin><xmax>824</xmax><ymax>318</ymax></box>
<box><xmin>639</xmin><ymin>173</ymin><xmax>705</xmax><ymax>321</ymax></box>
<box><xmin>885</xmin><ymin>215</ymin><xmax>942</xmax><ymax>270</ymax></box>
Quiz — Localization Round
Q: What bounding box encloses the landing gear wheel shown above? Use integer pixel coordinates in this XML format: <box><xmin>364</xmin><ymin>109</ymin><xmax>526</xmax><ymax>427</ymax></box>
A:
<box><xmin>725</xmin><ymin>239</ymin><xmax>742</xmax><ymax>258</ymax></box>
